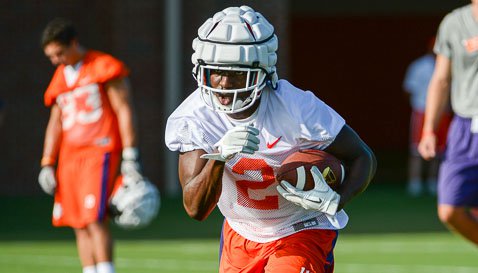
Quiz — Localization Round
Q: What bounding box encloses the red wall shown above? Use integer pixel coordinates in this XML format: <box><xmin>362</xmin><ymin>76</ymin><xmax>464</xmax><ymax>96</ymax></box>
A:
<box><xmin>290</xmin><ymin>15</ymin><xmax>443</xmax><ymax>150</ymax></box>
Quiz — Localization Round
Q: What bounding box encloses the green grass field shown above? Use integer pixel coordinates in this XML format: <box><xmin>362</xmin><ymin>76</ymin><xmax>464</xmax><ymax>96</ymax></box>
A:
<box><xmin>1</xmin><ymin>234</ymin><xmax>476</xmax><ymax>273</ymax></box>
<box><xmin>1</xmin><ymin>183</ymin><xmax>477</xmax><ymax>272</ymax></box>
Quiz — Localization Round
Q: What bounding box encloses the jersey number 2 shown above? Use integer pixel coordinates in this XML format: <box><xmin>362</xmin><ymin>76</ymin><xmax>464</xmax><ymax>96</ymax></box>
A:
<box><xmin>232</xmin><ymin>158</ymin><xmax>279</xmax><ymax>210</ymax></box>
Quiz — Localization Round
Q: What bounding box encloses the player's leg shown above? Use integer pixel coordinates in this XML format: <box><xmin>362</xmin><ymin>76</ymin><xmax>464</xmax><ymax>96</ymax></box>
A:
<box><xmin>437</xmin><ymin>116</ymin><xmax>478</xmax><ymax>245</ymax></box>
<box><xmin>438</xmin><ymin>205</ymin><xmax>478</xmax><ymax>244</ymax></box>
<box><xmin>75</xmin><ymin>222</ymin><xmax>114</xmax><ymax>273</ymax></box>
<box><xmin>87</xmin><ymin>221</ymin><xmax>114</xmax><ymax>264</ymax></box>
<box><xmin>88</xmin><ymin>151</ymin><xmax>119</xmax><ymax>273</ymax></box>
<box><xmin>426</xmin><ymin>157</ymin><xmax>440</xmax><ymax>195</ymax></box>
<box><xmin>78</xmin><ymin>150</ymin><xmax>120</xmax><ymax>273</ymax></box>
<box><xmin>437</xmin><ymin>159</ymin><xmax>478</xmax><ymax>245</ymax></box>
<box><xmin>264</xmin><ymin>229</ymin><xmax>338</xmax><ymax>273</ymax></box>
<box><xmin>407</xmin><ymin>110</ymin><xmax>424</xmax><ymax>196</ymax></box>
<box><xmin>428</xmin><ymin>113</ymin><xmax>452</xmax><ymax>195</ymax></box>
<box><xmin>407</xmin><ymin>155</ymin><xmax>423</xmax><ymax>196</ymax></box>
<box><xmin>219</xmin><ymin>220</ymin><xmax>268</xmax><ymax>272</ymax></box>
<box><xmin>74</xmin><ymin>227</ymin><xmax>97</xmax><ymax>273</ymax></box>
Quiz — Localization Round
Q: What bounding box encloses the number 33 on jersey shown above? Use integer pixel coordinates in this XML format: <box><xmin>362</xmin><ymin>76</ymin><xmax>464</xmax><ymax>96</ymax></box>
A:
<box><xmin>43</xmin><ymin>50</ymin><xmax>129</xmax><ymax>149</ymax></box>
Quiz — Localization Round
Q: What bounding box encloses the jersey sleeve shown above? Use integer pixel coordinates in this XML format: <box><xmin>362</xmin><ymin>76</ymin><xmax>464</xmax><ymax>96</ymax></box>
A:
<box><xmin>277</xmin><ymin>81</ymin><xmax>345</xmax><ymax>149</ymax></box>
<box><xmin>434</xmin><ymin>12</ymin><xmax>455</xmax><ymax>59</ymax></box>
<box><xmin>44</xmin><ymin>67</ymin><xmax>67</xmax><ymax>107</ymax></box>
<box><xmin>165</xmin><ymin>116</ymin><xmax>215</xmax><ymax>153</ymax></box>
<box><xmin>299</xmin><ymin>90</ymin><xmax>345</xmax><ymax>148</ymax></box>
<box><xmin>165</xmin><ymin>90</ymin><xmax>221</xmax><ymax>153</ymax></box>
<box><xmin>91</xmin><ymin>53</ymin><xmax>129</xmax><ymax>83</ymax></box>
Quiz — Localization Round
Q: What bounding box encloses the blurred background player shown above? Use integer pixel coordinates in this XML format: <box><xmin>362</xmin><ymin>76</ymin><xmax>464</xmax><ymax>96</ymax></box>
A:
<box><xmin>38</xmin><ymin>18</ymin><xmax>143</xmax><ymax>273</ymax></box>
<box><xmin>418</xmin><ymin>0</ymin><xmax>478</xmax><ymax>246</ymax></box>
<box><xmin>165</xmin><ymin>6</ymin><xmax>376</xmax><ymax>272</ymax></box>
<box><xmin>403</xmin><ymin>36</ymin><xmax>452</xmax><ymax>196</ymax></box>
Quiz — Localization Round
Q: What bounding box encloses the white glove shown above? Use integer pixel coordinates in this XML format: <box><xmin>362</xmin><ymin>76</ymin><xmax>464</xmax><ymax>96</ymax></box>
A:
<box><xmin>277</xmin><ymin>165</ymin><xmax>340</xmax><ymax>215</ymax></box>
<box><xmin>200</xmin><ymin>126</ymin><xmax>260</xmax><ymax>162</ymax></box>
<box><xmin>121</xmin><ymin>147</ymin><xmax>143</xmax><ymax>184</ymax></box>
<box><xmin>38</xmin><ymin>166</ymin><xmax>57</xmax><ymax>195</ymax></box>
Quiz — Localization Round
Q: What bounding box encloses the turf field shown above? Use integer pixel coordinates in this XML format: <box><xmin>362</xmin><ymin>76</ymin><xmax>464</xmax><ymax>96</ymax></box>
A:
<box><xmin>1</xmin><ymin>233</ymin><xmax>476</xmax><ymax>273</ymax></box>
<box><xmin>1</xmin><ymin>183</ymin><xmax>477</xmax><ymax>272</ymax></box>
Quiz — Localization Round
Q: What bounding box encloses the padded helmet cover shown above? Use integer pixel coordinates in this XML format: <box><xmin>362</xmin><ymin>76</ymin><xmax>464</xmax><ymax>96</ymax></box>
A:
<box><xmin>192</xmin><ymin>6</ymin><xmax>279</xmax><ymax>113</ymax></box>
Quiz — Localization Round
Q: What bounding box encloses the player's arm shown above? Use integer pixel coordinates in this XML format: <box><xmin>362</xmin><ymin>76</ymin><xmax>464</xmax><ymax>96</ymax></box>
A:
<box><xmin>178</xmin><ymin>125</ymin><xmax>259</xmax><ymax>220</ymax></box>
<box><xmin>106</xmin><ymin>77</ymin><xmax>145</xmax><ymax>181</ymax></box>
<box><xmin>324</xmin><ymin>124</ymin><xmax>377</xmax><ymax>210</ymax></box>
<box><xmin>41</xmin><ymin>104</ymin><xmax>62</xmax><ymax>166</ymax></box>
<box><xmin>106</xmin><ymin>77</ymin><xmax>137</xmax><ymax>148</ymax></box>
<box><xmin>418</xmin><ymin>54</ymin><xmax>451</xmax><ymax>160</ymax></box>
<box><xmin>178</xmin><ymin>149</ymin><xmax>225</xmax><ymax>221</ymax></box>
<box><xmin>38</xmin><ymin>104</ymin><xmax>62</xmax><ymax>195</ymax></box>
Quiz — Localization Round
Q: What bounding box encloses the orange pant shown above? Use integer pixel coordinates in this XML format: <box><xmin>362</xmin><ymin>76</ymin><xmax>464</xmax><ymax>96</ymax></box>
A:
<box><xmin>53</xmin><ymin>148</ymin><xmax>120</xmax><ymax>228</ymax></box>
<box><xmin>219</xmin><ymin>220</ymin><xmax>337</xmax><ymax>273</ymax></box>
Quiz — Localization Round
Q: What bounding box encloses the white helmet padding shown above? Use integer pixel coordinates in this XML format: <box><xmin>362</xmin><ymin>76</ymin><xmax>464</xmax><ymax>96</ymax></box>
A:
<box><xmin>192</xmin><ymin>6</ymin><xmax>278</xmax><ymax>113</ymax></box>
<box><xmin>109</xmin><ymin>176</ymin><xmax>160</xmax><ymax>229</ymax></box>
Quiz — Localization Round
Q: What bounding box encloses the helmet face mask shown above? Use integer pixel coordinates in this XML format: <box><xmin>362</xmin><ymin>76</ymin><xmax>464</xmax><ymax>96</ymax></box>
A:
<box><xmin>191</xmin><ymin>6</ymin><xmax>278</xmax><ymax>114</ymax></box>
<box><xmin>196</xmin><ymin>65</ymin><xmax>267</xmax><ymax>113</ymax></box>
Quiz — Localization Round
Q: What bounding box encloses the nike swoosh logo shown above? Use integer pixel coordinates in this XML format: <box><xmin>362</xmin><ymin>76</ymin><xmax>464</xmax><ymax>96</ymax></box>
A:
<box><xmin>266</xmin><ymin>136</ymin><xmax>282</xmax><ymax>149</ymax></box>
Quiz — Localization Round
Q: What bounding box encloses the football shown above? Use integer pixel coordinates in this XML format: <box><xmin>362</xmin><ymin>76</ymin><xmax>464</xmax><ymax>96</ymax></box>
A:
<box><xmin>276</xmin><ymin>149</ymin><xmax>344</xmax><ymax>191</ymax></box>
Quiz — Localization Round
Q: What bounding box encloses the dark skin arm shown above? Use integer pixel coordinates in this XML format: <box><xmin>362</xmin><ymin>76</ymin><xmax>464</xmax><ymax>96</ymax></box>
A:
<box><xmin>178</xmin><ymin>149</ymin><xmax>225</xmax><ymax>221</ymax></box>
<box><xmin>324</xmin><ymin>124</ymin><xmax>377</xmax><ymax>210</ymax></box>
<box><xmin>178</xmin><ymin>124</ymin><xmax>376</xmax><ymax>220</ymax></box>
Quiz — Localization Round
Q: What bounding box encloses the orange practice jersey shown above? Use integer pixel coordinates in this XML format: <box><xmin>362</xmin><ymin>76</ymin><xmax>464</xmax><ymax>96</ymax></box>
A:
<box><xmin>44</xmin><ymin>50</ymin><xmax>128</xmax><ymax>154</ymax></box>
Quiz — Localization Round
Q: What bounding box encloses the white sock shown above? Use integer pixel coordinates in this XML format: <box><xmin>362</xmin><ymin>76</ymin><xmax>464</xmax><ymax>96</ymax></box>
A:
<box><xmin>96</xmin><ymin>262</ymin><xmax>115</xmax><ymax>273</ymax></box>
<box><xmin>83</xmin><ymin>265</ymin><xmax>97</xmax><ymax>273</ymax></box>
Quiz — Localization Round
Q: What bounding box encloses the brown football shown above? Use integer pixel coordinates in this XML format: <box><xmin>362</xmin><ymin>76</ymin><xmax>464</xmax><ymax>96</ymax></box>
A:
<box><xmin>276</xmin><ymin>149</ymin><xmax>344</xmax><ymax>191</ymax></box>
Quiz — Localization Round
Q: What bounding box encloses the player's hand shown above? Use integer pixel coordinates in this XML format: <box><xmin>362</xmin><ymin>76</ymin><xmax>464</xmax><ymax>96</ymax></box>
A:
<box><xmin>418</xmin><ymin>132</ymin><xmax>437</xmax><ymax>160</ymax></box>
<box><xmin>277</xmin><ymin>166</ymin><xmax>340</xmax><ymax>215</ymax></box>
<box><xmin>121</xmin><ymin>147</ymin><xmax>143</xmax><ymax>184</ymax></box>
<box><xmin>201</xmin><ymin>126</ymin><xmax>260</xmax><ymax>162</ymax></box>
<box><xmin>38</xmin><ymin>166</ymin><xmax>57</xmax><ymax>195</ymax></box>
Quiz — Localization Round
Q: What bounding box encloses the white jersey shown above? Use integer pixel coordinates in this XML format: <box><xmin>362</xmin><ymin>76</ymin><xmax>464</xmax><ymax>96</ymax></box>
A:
<box><xmin>165</xmin><ymin>79</ymin><xmax>348</xmax><ymax>243</ymax></box>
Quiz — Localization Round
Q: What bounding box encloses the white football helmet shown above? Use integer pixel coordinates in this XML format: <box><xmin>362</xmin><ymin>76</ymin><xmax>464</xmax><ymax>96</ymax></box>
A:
<box><xmin>109</xmin><ymin>176</ymin><xmax>160</xmax><ymax>229</ymax></box>
<box><xmin>192</xmin><ymin>6</ymin><xmax>278</xmax><ymax>114</ymax></box>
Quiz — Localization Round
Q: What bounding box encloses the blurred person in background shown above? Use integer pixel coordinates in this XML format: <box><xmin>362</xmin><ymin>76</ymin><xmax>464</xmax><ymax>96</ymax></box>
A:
<box><xmin>165</xmin><ymin>6</ymin><xmax>376</xmax><ymax>272</ymax></box>
<box><xmin>403</xmin><ymin>36</ymin><xmax>452</xmax><ymax>196</ymax></box>
<box><xmin>419</xmin><ymin>0</ymin><xmax>478</xmax><ymax>246</ymax></box>
<box><xmin>38</xmin><ymin>18</ymin><xmax>143</xmax><ymax>273</ymax></box>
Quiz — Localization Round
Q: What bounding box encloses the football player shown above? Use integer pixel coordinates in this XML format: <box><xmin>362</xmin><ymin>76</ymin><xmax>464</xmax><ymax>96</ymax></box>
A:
<box><xmin>165</xmin><ymin>6</ymin><xmax>376</xmax><ymax>272</ymax></box>
<box><xmin>419</xmin><ymin>0</ymin><xmax>478</xmax><ymax>246</ymax></box>
<box><xmin>38</xmin><ymin>18</ymin><xmax>143</xmax><ymax>273</ymax></box>
<box><xmin>403</xmin><ymin>36</ymin><xmax>452</xmax><ymax>196</ymax></box>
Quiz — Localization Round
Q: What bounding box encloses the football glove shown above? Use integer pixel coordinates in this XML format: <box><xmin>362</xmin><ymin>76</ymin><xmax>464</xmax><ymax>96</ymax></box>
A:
<box><xmin>277</xmin><ymin>165</ymin><xmax>340</xmax><ymax>215</ymax></box>
<box><xmin>200</xmin><ymin>126</ymin><xmax>260</xmax><ymax>162</ymax></box>
<box><xmin>109</xmin><ymin>176</ymin><xmax>160</xmax><ymax>229</ymax></box>
<box><xmin>121</xmin><ymin>147</ymin><xmax>143</xmax><ymax>183</ymax></box>
<box><xmin>38</xmin><ymin>166</ymin><xmax>57</xmax><ymax>195</ymax></box>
